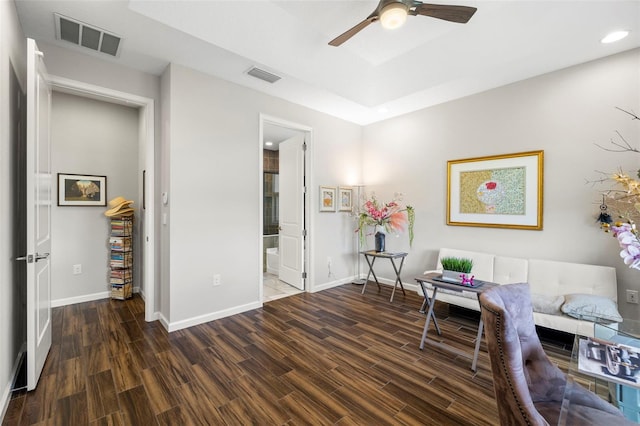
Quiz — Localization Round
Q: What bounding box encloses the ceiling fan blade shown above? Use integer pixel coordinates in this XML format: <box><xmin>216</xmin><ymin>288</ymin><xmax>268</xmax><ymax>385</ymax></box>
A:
<box><xmin>412</xmin><ymin>4</ymin><xmax>477</xmax><ymax>24</ymax></box>
<box><xmin>329</xmin><ymin>15</ymin><xmax>378</xmax><ymax>46</ymax></box>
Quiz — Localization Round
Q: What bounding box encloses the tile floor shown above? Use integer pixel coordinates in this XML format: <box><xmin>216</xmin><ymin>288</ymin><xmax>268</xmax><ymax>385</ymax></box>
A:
<box><xmin>263</xmin><ymin>272</ymin><xmax>303</xmax><ymax>302</ymax></box>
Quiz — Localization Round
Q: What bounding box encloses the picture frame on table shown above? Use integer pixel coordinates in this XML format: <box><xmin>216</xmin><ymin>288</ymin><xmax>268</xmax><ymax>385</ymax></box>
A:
<box><xmin>447</xmin><ymin>150</ymin><xmax>543</xmax><ymax>230</ymax></box>
<box><xmin>57</xmin><ymin>173</ymin><xmax>107</xmax><ymax>206</ymax></box>
<box><xmin>320</xmin><ymin>186</ymin><xmax>336</xmax><ymax>212</ymax></box>
<box><xmin>338</xmin><ymin>187</ymin><xmax>353</xmax><ymax>212</ymax></box>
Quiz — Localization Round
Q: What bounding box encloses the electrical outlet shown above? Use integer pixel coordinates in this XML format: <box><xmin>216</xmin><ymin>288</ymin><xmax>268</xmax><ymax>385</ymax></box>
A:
<box><xmin>72</xmin><ymin>264</ymin><xmax>82</xmax><ymax>275</ymax></box>
<box><xmin>626</xmin><ymin>289</ymin><xmax>639</xmax><ymax>304</ymax></box>
<box><xmin>213</xmin><ymin>274</ymin><xmax>221</xmax><ymax>286</ymax></box>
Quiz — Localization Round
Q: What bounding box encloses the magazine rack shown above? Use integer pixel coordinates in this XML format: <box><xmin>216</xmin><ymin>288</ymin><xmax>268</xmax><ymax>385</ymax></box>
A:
<box><xmin>109</xmin><ymin>215</ymin><xmax>133</xmax><ymax>300</ymax></box>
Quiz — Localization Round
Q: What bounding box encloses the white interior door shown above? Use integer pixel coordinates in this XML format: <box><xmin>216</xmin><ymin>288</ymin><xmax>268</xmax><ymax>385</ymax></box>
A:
<box><xmin>25</xmin><ymin>39</ymin><xmax>52</xmax><ymax>391</ymax></box>
<box><xmin>278</xmin><ymin>134</ymin><xmax>305</xmax><ymax>289</ymax></box>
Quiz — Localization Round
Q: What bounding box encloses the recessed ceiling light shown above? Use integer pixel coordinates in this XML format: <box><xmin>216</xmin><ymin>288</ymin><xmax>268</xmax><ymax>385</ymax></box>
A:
<box><xmin>265</xmin><ymin>141</ymin><xmax>273</xmax><ymax>146</ymax></box>
<box><xmin>601</xmin><ymin>30</ymin><xmax>630</xmax><ymax>44</ymax></box>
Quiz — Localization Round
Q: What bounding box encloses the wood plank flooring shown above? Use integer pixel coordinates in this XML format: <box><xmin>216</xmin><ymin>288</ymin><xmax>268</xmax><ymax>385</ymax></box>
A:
<box><xmin>3</xmin><ymin>283</ymin><xmax>572</xmax><ymax>425</ymax></box>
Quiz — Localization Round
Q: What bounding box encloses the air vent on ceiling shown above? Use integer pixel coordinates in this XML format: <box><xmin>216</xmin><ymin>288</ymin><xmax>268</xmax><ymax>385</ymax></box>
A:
<box><xmin>246</xmin><ymin>67</ymin><xmax>281</xmax><ymax>84</ymax></box>
<box><xmin>54</xmin><ymin>13</ymin><xmax>122</xmax><ymax>57</ymax></box>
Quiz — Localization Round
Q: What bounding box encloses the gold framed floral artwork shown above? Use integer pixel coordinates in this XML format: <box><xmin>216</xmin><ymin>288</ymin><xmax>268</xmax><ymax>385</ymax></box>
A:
<box><xmin>447</xmin><ymin>150</ymin><xmax>544</xmax><ymax>230</ymax></box>
<box><xmin>320</xmin><ymin>186</ymin><xmax>336</xmax><ymax>212</ymax></box>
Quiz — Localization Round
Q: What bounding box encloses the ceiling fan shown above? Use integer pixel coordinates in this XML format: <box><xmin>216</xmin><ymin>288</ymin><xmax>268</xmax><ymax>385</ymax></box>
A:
<box><xmin>329</xmin><ymin>0</ymin><xmax>477</xmax><ymax>46</ymax></box>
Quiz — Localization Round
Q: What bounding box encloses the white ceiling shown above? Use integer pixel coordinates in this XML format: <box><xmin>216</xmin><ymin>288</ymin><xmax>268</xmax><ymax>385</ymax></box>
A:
<box><xmin>15</xmin><ymin>1</ymin><xmax>640</xmax><ymax>125</ymax></box>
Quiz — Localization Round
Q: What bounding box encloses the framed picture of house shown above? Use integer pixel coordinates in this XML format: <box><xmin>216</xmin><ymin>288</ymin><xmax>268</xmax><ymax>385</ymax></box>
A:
<box><xmin>58</xmin><ymin>173</ymin><xmax>107</xmax><ymax>206</ymax></box>
<box><xmin>320</xmin><ymin>186</ymin><xmax>336</xmax><ymax>212</ymax></box>
<box><xmin>338</xmin><ymin>187</ymin><xmax>353</xmax><ymax>212</ymax></box>
<box><xmin>447</xmin><ymin>150</ymin><xmax>543</xmax><ymax>230</ymax></box>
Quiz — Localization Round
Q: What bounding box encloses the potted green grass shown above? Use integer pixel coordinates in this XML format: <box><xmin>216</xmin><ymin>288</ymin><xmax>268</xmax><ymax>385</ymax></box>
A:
<box><xmin>440</xmin><ymin>256</ymin><xmax>473</xmax><ymax>283</ymax></box>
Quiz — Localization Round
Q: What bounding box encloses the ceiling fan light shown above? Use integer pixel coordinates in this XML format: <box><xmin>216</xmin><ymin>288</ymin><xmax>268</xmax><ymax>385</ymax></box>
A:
<box><xmin>380</xmin><ymin>3</ymin><xmax>408</xmax><ymax>30</ymax></box>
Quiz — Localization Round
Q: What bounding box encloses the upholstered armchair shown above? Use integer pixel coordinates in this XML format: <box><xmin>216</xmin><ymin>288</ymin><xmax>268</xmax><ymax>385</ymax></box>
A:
<box><xmin>479</xmin><ymin>283</ymin><xmax>630</xmax><ymax>425</ymax></box>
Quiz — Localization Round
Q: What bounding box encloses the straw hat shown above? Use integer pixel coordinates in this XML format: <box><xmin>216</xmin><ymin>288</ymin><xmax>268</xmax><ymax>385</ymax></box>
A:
<box><xmin>105</xmin><ymin>196</ymin><xmax>134</xmax><ymax>217</ymax></box>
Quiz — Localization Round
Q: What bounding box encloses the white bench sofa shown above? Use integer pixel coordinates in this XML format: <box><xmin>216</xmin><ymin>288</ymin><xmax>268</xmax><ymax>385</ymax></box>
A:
<box><xmin>422</xmin><ymin>248</ymin><xmax>621</xmax><ymax>337</ymax></box>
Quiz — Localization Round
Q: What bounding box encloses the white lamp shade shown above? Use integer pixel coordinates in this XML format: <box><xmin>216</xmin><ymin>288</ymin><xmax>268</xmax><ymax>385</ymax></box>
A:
<box><xmin>380</xmin><ymin>3</ymin><xmax>408</xmax><ymax>30</ymax></box>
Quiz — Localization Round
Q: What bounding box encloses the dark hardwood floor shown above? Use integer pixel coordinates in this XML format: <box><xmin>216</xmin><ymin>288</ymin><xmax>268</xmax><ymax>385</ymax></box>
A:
<box><xmin>3</xmin><ymin>282</ymin><xmax>572</xmax><ymax>425</ymax></box>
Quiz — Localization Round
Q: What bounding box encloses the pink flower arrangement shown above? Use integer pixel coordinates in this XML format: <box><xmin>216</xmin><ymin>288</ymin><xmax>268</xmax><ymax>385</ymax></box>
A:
<box><xmin>611</xmin><ymin>222</ymin><xmax>640</xmax><ymax>270</ymax></box>
<box><xmin>357</xmin><ymin>194</ymin><xmax>415</xmax><ymax>246</ymax></box>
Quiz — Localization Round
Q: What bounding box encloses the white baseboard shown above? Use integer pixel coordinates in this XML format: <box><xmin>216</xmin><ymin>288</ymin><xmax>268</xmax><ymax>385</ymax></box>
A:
<box><xmin>1</xmin><ymin>342</ymin><xmax>26</xmax><ymax>424</ymax></box>
<box><xmin>163</xmin><ymin>301</ymin><xmax>263</xmax><ymax>332</ymax></box>
<box><xmin>358</xmin><ymin>276</ymin><xmax>421</xmax><ymax>296</ymax></box>
<box><xmin>312</xmin><ymin>276</ymin><xmax>356</xmax><ymax>292</ymax></box>
<box><xmin>158</xmin><ymin>313</ymin><xmax>170</xmax><ymax>331</ymax></box>
<box><xmin>146</xmin><ymin>311</ymin><xmax>161</xmax><ymax>322</ymax></box>
<box><xmin>51</xmin><ymin>291</ymin><xmax>110</xmax><ymax>307</ymax></box>
<box><xmin>51</xmin><ymin>287</ymin><xmax>147</xmax><ymax>308</ymax></box>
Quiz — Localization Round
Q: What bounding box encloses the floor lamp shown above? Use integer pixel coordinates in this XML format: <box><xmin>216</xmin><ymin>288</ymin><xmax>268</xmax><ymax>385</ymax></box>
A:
<box><xmin>352</xmin><ymin>184</ymin><xmax>366</xmax><ymax>285</ymax></box>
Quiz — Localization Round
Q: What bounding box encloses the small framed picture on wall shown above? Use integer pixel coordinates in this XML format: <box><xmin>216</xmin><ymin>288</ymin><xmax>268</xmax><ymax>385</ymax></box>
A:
<box><xmin>338</xmin><ymin>187</ymin><xmax>353</xmax><ymax>212</ymax></box>
<box><xmin>319</xmin><ymin>186</ymin><xmax>336</xmax><ymax>212</ymax></box>
<box><xmin>57</xmin><ymin>173</ymin><xmax>107</xmax><ymax>206</ymax></box>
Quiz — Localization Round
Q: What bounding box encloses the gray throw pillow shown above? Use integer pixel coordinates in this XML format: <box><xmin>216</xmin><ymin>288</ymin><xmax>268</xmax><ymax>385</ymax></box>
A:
<box><xmin>531</xmin><ymin>293</ymin><xmax>565</xmax><ymax>315</ymax></box>
<box><xmin>561</xmin><ymin>293</ymin><xmax>623</xmax><ymax>323</ymax></box>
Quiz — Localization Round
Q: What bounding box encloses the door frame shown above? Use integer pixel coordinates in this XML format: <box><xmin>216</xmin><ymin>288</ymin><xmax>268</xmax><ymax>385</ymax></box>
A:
<box><xmin>49</xmin><ymin>75</ymin><xmax>157</xmax><ymax>321</ymax></box>
<box><xmin>259</xmin><ymin>114</ymin><xmax>313</xmax><ymax>301</ymax></box>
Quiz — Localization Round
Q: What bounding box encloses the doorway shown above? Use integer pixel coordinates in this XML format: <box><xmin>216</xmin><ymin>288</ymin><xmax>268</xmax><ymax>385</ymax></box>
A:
<box><xmin>260</xmin><ymin>116</ymin><xmax>311</xmax><ymax>302</ymax></box>
<box><xmin>15</xmin><ymin>43</ymin><xmax>156</xmax><ymax>392</ymax></box>
<box><xmin>49</xmin><ymin>77</ymin><xmax>156</xmax><ymax>321</ymax></box>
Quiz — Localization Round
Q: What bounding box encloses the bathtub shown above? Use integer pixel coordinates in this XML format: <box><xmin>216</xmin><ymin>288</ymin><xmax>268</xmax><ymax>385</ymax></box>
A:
<box><xmin>266</xmin><ymin>247</ymin><xmax>279</xmax><ymax>274</ymax></box>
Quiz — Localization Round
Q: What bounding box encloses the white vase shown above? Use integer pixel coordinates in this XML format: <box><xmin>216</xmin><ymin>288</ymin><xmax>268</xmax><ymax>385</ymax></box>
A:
<box><xmin>442</xmin><ymin>270</ymin><xmax>465</xmax><ymax>283</ymax></box>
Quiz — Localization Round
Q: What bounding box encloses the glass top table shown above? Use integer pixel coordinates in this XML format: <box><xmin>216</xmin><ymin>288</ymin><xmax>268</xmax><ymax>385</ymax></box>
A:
<box><xmin>561</xmin><ymin>318</ymin><xmax>640</xmax><ymax>424</ymax></box>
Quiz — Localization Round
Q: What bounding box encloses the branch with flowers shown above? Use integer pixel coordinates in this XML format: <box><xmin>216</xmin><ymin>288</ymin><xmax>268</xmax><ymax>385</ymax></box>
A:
<box><xmin>356</xmin><ymin>193</ymin><xmax>415</xmax><ymax>247</ymax></box>
<box><xmin>593</xmin><ymin>107</ymin><xmax>640</xmax><ymax>271</ymax></box>
<box><xmin>610</xmin><ymin>222</ymin><xmax>640</xmax><ymax>270</ymax></box>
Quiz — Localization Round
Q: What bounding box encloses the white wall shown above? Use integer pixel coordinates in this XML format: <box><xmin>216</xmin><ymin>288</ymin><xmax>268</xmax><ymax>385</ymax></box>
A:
<box><xmin>362</xmin><ymin>48</ymin><xmax>640</xmax><ymax>318</ymax></box>
<box><xmin>38</xmin><ymin>42</ymin><xmax>160</xmax><ymax>102</ymax></box>
<box><xmin>50</xmin><ymin>92</ymin><xmax>139</xmax><ymax>303</ymax></box>
<box><xmin>162</xmin><ymin>63</ymin><xmax>362</xmax><ymax>328</ymax></box>
<box><xmin>0</xmin><ymin>0</ymin><xmax>25</xmax><ymax>418</ymax></box>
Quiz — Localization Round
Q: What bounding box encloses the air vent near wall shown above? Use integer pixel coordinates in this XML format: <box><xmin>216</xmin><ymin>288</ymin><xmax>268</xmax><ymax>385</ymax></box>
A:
<box><xmin>54</xmin><ymin>13</ymin><xmax>122</xmax><ymax>57</ymax></box>
<box><xmin>247</xmin><ymin>67</ymin><xmax>281</xmax><ymax>84</ymax></box>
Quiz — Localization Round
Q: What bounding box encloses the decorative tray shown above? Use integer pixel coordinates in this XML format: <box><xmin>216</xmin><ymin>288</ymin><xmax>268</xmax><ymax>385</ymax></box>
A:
<box><xmin>431</xmin><ymin>275</ymin><xmax>484</xmax><ymax>288</ymax></box>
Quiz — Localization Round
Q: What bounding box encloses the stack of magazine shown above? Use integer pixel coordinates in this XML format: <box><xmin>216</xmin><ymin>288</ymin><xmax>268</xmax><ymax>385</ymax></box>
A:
<box><xmin>577</xmin><ymin>336</ymin><xmax>640</xmax><ymax>389</ymax></box>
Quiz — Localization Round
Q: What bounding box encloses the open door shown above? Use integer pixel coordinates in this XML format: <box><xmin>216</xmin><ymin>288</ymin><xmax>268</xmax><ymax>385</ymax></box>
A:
<box><xmin>23</xmin><ymin>39</ymin><xmax>52</xmax><ymax>391</ymax></box>
<box><xmin>278</xmin><ymin>134</ymin><xmax>305</xmax><ymax>289</ymax></box>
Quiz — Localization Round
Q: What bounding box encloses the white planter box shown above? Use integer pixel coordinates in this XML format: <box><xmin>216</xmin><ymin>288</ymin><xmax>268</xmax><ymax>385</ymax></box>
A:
<box><xmin>442</xmin><ymin>270</ymin><xmax>465</xmax><ymax>283</ymax></box>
